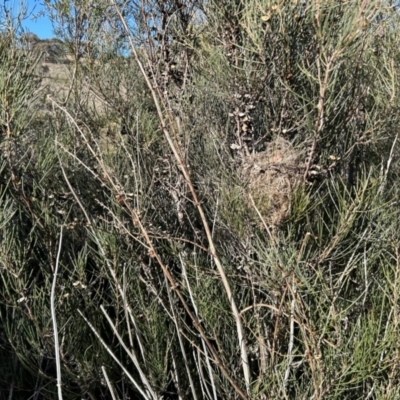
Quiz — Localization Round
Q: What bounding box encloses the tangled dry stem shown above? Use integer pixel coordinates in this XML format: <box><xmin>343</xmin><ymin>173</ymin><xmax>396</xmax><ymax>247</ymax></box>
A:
<box><xmin>242</xmin><ymin>137</ymin><xmax>305</xmax><ymax>228</ymax></box>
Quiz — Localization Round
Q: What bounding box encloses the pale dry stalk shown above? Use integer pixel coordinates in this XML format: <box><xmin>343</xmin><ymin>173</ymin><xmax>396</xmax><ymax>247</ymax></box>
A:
<box><xmin>51</xmin><ymin>226</ymin><xmax>64</xmax><ymax>400</ymax></box>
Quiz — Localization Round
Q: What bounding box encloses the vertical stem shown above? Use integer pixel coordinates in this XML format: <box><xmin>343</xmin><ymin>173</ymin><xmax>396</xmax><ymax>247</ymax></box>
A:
<box><xmin>51</xmin><ymin>226</ymin><xmax>64</xmax><ymax>400</ymax></box>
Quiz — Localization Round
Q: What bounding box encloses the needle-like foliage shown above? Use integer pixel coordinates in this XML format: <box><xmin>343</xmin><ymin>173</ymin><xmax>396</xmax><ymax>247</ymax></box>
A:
<box><xmin>2</xmin><ymin>1</ymin><xmax>400</xmax><ymax>399</ymax></box>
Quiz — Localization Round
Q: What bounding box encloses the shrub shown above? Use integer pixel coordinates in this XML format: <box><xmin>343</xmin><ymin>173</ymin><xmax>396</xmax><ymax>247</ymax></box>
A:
<box><xmin>2</xmin><ymin>1</ymin><xmax>400</xmax><ymax>399</ymax></box>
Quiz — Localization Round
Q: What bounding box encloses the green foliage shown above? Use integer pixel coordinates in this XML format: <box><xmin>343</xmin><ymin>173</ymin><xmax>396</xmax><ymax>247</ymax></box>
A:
<box><xmin>2</xmin><ymin>1</ymin><xmax>400</xmax><ymax>399</ymax></box>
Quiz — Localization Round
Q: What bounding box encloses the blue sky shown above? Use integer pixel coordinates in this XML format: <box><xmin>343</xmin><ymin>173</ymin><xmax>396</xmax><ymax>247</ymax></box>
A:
<box><xmin>20</xmin><ymin>0</ymin><xmax>54</xmax><ymax>39</ymax></box>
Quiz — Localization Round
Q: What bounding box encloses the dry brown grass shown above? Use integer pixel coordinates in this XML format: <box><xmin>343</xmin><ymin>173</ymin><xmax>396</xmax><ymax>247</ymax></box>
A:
<box><xmin>241</xmin><ymin>136</ymin><xmax>305</xmax><ymax>227</ymax></box>
<box><xmin>36</xmin><ymin>57</ymin><xmax>107</xmax><ymax>113</ymax></box>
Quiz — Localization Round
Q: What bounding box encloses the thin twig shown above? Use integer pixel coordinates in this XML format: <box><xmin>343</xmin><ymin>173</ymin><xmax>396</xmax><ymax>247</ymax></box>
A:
<box><xmin>165</xmin><ymin>275</ymin><xmax>198</xmax><ymax>400</ymax></box>
<box><xmin>101</xmin><ymin>367</ymin><xmax>118</xmax><ymax>400</ymax></box>
<box><xmin>78</xmin><ymin>309</ymin><xmax>151</xmax><ymax>400</ymax></box>
<box><xmin>180</xmin><ymin>253</ymin><xmax>217</xmax><ymax>400</ymax></box>
<box><xmin>51</xmin><ymin>226</ymin><xmax>64</xmax><ymax>400</ymax></box>
<box><xmin>100</xmin><ymin>305</ymin><xmax>158</xmax><ymax>399</ymax></box>
<box><xmin>283</xmin><ymin>280</ymin><xmax>296</xmax><ymax>393</ymax></box>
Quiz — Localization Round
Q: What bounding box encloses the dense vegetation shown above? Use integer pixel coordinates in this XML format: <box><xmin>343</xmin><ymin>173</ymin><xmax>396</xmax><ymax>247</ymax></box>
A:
<box><xmin>2</xmin><ymin>0</ymin><xmax>400</xmax><ymax>399</ymax></box>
